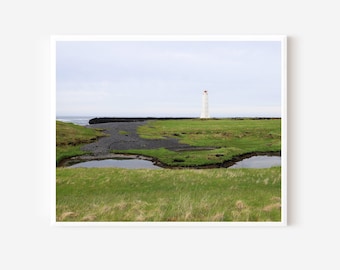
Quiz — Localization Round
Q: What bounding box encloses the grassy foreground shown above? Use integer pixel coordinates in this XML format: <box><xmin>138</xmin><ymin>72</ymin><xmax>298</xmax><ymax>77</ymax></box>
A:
<box><xmin>117</xmin><ymin>118</ymin><xmax>281</xmax><ymax>167</ymax></box>
<box><xmin>56</xmin><ymin>167</ymin><xmax>281</xmax><ymax>222</ymax></box>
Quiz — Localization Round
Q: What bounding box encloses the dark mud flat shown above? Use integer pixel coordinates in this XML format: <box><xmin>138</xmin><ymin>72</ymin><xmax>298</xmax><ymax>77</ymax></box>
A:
<box><xmin>75</xmin><ymin>119</ymin><xmax>280</xmax><ymax>169</ymax></box>
<box><xmin>81</xmin><ymin>121</ymin><xmax>206</xmax><ymax>156</ymax></box>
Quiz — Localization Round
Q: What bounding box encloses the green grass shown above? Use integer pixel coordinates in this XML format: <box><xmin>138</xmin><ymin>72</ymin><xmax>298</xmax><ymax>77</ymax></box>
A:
<box><xmin>56</xmin><ymin>167</ymin><xmax>281</xmax><ymax>222</ymax></box>
<box><xmin>56</xmin><ymin>121</ymin><xmax>105</xmax><ymax>165</ymax></box>
<box><xmin>118</xmin><ymin>130</ymin><xmax>129</xmax><ymax>135</ymax></box>
<box><xmin>56</xmin><ymin>118</ymin><xmax>282</xmax><ymax>222</ymax></box>
<box><xmin>116</xmin><ymin>118</ymin><xmax>281</xmax><ymax>167</ymax></box>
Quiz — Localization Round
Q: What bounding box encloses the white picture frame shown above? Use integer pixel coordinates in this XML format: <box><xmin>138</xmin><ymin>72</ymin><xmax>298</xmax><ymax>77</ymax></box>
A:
<box><xmin>52</xmin><ymin>35</ymin><xmax>287</xmax><ymax>226</ymax></box>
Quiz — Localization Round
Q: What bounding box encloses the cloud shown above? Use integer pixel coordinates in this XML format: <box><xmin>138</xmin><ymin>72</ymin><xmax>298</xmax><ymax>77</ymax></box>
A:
<box><xmin>56</xmin><ymin>40</ymin><xmax>282</xmax><ymax>117</ymax></box>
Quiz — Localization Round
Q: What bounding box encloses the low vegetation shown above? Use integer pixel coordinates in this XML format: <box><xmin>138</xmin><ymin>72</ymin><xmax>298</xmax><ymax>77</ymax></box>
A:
<box><xmin>56</xmin><ymin>121</ymin><xmax>105</xmax><ymax>165</ymax></box>
<box><xmin>56</xmin><ymin>118</ymin><xmax>282</xmax><ymax>222</ymax></box>
<box><xmin>116</xmin><ymin>118</ymin><xmax>281</xmax><ymax>167</ymax></box>
<box><xmin>57</xmin><ymin>167</ymin><xmax>281</xmax><ymax>222</ymax></box>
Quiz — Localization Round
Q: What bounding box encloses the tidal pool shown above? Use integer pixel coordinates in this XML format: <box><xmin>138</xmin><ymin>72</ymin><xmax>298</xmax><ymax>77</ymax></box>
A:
<box><xmin>69</xmin><ymin>159</ymin><xmax>162</xmax><ymax>169</ymax></box>
<box><xmin>68</xmin><ymin>155</ymin><xmax>281</xmax><ymax>169</ymax></box>
<box><xmin>229</xmin><ymin>155</ymin><xmax>281</xmax><ymax>169</ymax></box>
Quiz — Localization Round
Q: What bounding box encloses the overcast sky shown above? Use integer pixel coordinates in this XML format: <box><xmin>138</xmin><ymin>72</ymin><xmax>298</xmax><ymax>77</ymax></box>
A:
<box><xmin>56</xmin><ymin>39</ymin><xmax>282</xmax><ymax>117</ymax></box>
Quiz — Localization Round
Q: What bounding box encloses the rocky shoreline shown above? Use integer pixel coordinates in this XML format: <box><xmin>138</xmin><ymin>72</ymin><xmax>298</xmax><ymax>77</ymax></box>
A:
<box><xmin>89</xmin><ymin>117</ymin><xmax>194</xmax><ymax>124</ymax></box>
<box><xmin>60</xmin><ymin>150</ymin><xmax>280</xmax><ymax>169</ymax></box>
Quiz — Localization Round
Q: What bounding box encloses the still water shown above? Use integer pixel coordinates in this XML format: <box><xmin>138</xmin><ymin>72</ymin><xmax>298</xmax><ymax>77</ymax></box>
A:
<box><xmin>69</xmin><ymin>159</ymin><xmax>161</xmax><ymax>169</ymax></box>
<box><xmin>229</xmin><ymin>155</ymin><xmax>281</xmax><ymax>169</ymax></box>
<box><xmin>56</xmin><ymin>116</ymin><xmax>94</xmax><ymax>126</ymax></box>
<box><xmin>69</xmin><ymin>156</ymin><xmax>281</xmax><ymax>169</ymax></box>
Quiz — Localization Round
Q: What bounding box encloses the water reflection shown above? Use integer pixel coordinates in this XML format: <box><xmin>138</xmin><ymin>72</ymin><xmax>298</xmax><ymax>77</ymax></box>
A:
<box><xmin>69</xmin><ymin>159</ymin><xmax>161</xmax><ymax>169</ymax></box>
<box><xmin>68</xmin><ymin>155</ymin><xmax>281</xmax><ymax>169</ymax></box>
<box><xmin>229</xmin><ymin>156</ymin><xmax>281</xmax><ymax>169</ymax></box>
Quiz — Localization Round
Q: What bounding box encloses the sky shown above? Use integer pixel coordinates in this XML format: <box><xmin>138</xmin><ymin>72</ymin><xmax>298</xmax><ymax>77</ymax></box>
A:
<box><xmin>56</xmin><ymin>39</ymin><xmax>283</xmax><ymax>117</ymax></box>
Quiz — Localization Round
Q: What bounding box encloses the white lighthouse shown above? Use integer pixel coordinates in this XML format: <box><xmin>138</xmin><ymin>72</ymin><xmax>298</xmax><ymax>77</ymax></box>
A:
<box><xmin>200</xmin><ymin>90</ymin><xmax>210</xmax><ymax>119</ymax></box>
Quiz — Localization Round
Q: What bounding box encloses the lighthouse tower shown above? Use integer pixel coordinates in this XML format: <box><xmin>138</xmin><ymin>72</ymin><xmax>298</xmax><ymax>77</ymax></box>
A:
<box><xmin>200</xmin><ymin>90</ymin><xmax>210</xmax><ymax>119</ymax></box>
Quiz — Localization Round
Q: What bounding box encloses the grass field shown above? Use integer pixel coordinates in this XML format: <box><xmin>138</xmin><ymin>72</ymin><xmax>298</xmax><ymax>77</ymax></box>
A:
<box><xmin>57</xmin><ymin>167</ymin><xmax>281</xmax><ymax>222</ymax></box>
<box><xmin>56</xmin><ymin>119</ymin><xmax>282</xmax><ymax>222</ymax></box>
<box><xmin>116</xmin><ymin>118</ymin><xmax>281</xmax><ymax>167</ymax></box>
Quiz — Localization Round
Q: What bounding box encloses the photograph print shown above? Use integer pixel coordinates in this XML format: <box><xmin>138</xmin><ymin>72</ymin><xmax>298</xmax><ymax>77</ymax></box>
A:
<box><xmin>53</xmin><ymin>35</ymin><xmax>287</xmax><ymax>225</ymax></box>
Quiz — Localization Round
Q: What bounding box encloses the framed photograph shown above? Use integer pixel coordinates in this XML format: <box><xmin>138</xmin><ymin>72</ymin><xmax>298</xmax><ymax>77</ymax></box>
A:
<box><xmin>52</xmin><ymin>35</ymin><xmax>287</xmax><ymax>226</ymax></box>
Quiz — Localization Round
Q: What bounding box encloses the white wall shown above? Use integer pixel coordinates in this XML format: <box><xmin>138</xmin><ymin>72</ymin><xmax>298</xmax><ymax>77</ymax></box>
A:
<box><xmin>1</xmin><ymin>1</ymin><xmax>339</xmax><ymax>269</ymax></box>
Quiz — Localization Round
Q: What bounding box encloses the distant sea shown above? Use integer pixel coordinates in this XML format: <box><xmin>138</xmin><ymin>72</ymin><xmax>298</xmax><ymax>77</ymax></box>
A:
<box><xmin>56</xmin><ymin>116</ymin><xmax>95</xmax><ymax>126</ymax></box>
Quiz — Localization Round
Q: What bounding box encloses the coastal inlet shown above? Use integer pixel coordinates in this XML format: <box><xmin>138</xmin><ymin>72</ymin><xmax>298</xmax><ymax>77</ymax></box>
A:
<box><xmin>57</xmin><ymin>117</ymin><xmax>282</xmax><ymax>169</ymax></box>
